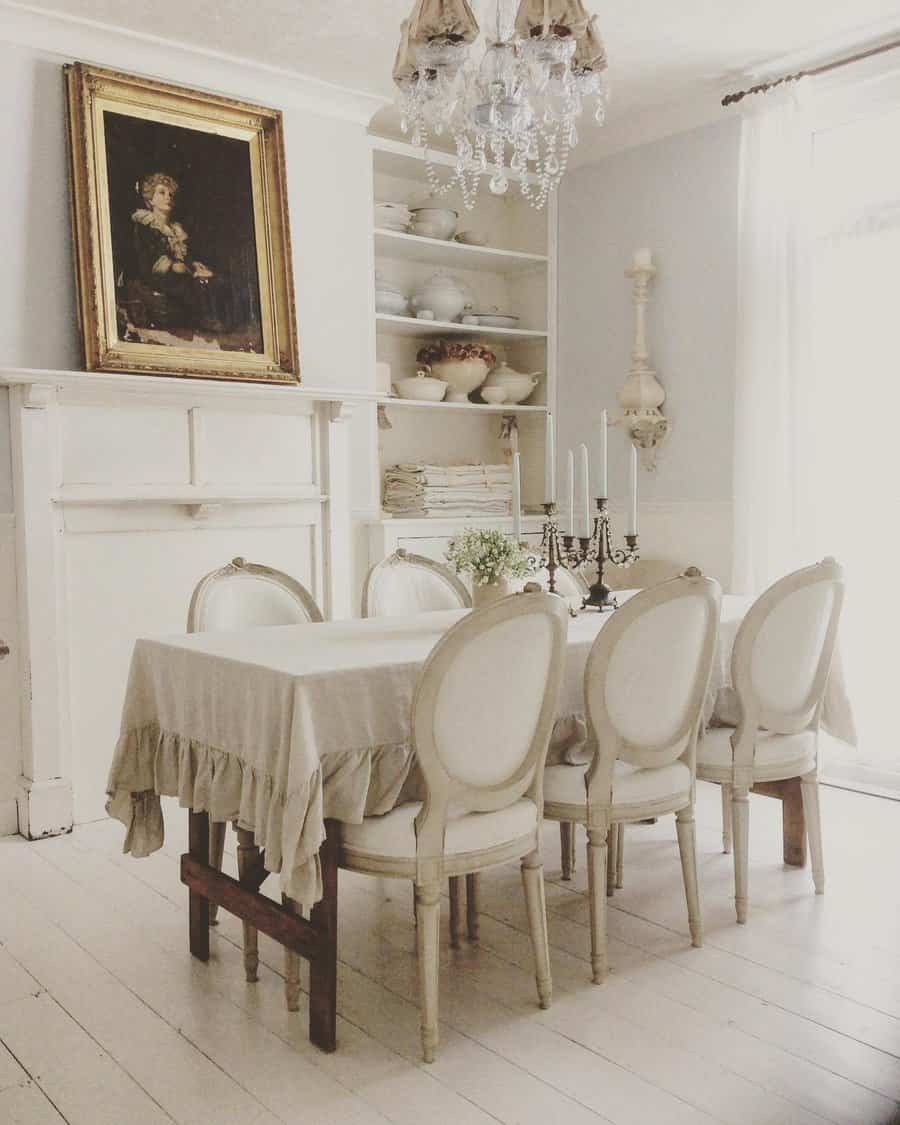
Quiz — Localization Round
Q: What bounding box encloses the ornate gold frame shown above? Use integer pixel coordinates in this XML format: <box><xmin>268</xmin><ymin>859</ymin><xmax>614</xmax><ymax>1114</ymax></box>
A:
<box><xmin>64</xmin><ymin>63</ymin><xmax>299</xmax><ymax>383</ymax></box>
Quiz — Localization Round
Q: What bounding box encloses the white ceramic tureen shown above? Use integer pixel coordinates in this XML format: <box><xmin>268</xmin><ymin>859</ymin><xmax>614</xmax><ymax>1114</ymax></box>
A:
<box><xmin>409</xmin><ymin>272</ymin><xmax>467</xmax><ymax>323</ymax></box>
<box><xmin>482</xmin><ymin>361</ymin><xmax>542</xmax><ymax>404</ymax></box>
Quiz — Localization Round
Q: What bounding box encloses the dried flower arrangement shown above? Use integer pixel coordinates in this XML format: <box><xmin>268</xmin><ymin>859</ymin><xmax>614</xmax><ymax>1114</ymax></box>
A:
<box><xmin>416</xmin><ymin>339</ymin><xmax>496</xmax><ymax>367</ymax></box>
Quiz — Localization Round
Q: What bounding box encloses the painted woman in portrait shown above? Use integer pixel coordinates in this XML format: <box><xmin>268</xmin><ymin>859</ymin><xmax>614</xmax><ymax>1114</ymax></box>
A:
<box><xmin>128</xmin><ymin>171</ymin><xmax>225</xmax><ymax>336</ymax></box>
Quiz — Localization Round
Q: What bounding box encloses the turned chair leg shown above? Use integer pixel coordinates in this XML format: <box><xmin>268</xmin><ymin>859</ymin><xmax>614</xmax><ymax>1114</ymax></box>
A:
<box><xmin>415</xmin><ymin>881</ymin><xmax>441</xmax><ymax>1063</ymax></box>
<box><xmin>615</xmin><ymin>823</ymin><xmax>625</xmax><ymax>889</ymax></box>
<box><xmin>448</xmin><ymin>875</ymin><xmax>465</xmax><ymax>949</ymax></box>
<box><xmin>521</xmin><ymin>851</ymin><xmax>552</xmax><ymax>1009</ymax></box>
<box><xmin>283</xmin><ymin>896</ymin><xmax>303</xmax><ymax>1011</ymax></box>
<box><xmin>800</xmin><ymin>772</ymin><xmax>825</xmax><ymax>894</ymax></box>
<box><xmin>732</xmin><ymin>786</ymin><xmax>751</xmax><ymax>924</ymax></box>
<box><xmin>675</xmin><ymin>806</ymin><xmax>703</xmax><ymax>947</ymax></box>
<box><xmin>208</xmin><ymin>820</ymin><xmax>227</xmax><ymax>925</ymax></box>
<box><xmin>560</xmin><ymin>821</ymin><xmax>575</xmax><ymax>880</ymax></box>
<box><xmin>235</xmin><ymin>827</ymin><xmax>259</xmax><ymax>982</ymax></box>
<box><xmin>606</xmin><ymin>823</ymin><xmax>618</xmax><ymax>897</ymax></box>
<box><xmin>721</xmin><ymin>784</ymin><xmax>733</xmax><ymax>854</ymax></box>
<box><xmin>586</xmin><ymin>826</ymin><xmax>609</xmax><ymax>983</ymax></box>
<box><xmin>465</xmin><ymin>873</ymin><xmax>480</xmax><ymax>941</ymax></box>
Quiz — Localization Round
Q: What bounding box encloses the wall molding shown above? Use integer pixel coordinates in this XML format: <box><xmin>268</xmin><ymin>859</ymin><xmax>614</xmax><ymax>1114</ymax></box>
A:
<box><xmin>0</xmin><ymin>1</ymin><xmax>388</xmax><ymax>124</ymax></box>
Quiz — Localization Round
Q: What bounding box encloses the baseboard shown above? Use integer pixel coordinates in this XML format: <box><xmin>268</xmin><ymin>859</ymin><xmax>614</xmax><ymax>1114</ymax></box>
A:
<box><xmin>16</xmin><ymin>776</ymin><xmax>73</xmax><ymax>839</ymax></box>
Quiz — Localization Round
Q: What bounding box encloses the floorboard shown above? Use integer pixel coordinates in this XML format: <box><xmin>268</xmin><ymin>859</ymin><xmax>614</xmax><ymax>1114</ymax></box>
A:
<box><xmin>0</xmin><ymin>784</ymin><xmax>898</xmax><ymax>1125</ymax></box>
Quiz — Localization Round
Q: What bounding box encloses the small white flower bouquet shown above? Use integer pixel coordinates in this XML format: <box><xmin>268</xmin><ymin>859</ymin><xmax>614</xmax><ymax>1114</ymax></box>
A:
<box><xmin>445</xmin><ymin>528</ymin><xmax>534</xmax><ymax>587</ymax></box>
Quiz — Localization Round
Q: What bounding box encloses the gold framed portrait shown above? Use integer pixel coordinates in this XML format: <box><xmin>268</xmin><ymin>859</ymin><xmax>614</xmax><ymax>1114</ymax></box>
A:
<box><xmin>65</xmin><ymin>63</ymin><xmax>299</xmax><ymax>383</ymax></box>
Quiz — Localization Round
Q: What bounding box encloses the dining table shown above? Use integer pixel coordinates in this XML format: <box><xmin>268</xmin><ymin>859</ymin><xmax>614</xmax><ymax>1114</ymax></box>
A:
<box><xmin>106</xmin><ymin>593</ymin><xmax>855</xmax><ymax>1052</ymax></box>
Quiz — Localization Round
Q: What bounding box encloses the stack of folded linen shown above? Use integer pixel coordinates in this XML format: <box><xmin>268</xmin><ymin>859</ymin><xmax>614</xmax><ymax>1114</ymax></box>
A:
<box><xmin>383</xmin><ymin>462</ymin><xmax>512</xmax><ymax>518</ymax></box>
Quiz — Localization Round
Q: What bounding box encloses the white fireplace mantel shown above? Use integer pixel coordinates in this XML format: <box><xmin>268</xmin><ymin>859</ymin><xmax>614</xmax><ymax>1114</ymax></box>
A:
<box><xmin>1</xmin><ymin>366</ymin><xmax>381</xmax><ymax>837</ymax></box>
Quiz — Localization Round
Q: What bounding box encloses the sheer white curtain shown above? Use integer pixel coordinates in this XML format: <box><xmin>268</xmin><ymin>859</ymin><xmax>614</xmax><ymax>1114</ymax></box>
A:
<box><xmin>732</xmin><ymin>73</ymin><xmax>900</xmax><ymax>784</ymax></box>
<box><xmin>732</xmin><ymin>85</ymin><xmax>816</xmax><ymax>596</ymax></box>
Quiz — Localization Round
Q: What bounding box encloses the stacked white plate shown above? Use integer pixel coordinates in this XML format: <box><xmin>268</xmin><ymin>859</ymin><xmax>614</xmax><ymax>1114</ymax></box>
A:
<box><xmin>375</xmin><ymin>201</ymin><xmax>411</xmax><ymax>232</ymax></box>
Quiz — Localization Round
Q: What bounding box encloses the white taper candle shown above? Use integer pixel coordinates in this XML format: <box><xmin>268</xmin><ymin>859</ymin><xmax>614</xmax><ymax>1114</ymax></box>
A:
<box><xmin>566</xmin><ymin>450</ymin><xmax>575</xmax><ymax>536</ymax></box>
<box><xmin>598</xmin><ymin>409</ymin><xmax>608</xmax><ymax>499</ymax></box>
<box><xmin>511</xmin><ymin>452</ymin><xmax>522</xmax><ymax>543</ymax></box>
<box><xmin>628</xmin><ymin>442</ymin><xmax>638</xmax><ymax>536</ymax></box>
<box><xmin>579</xmin><ymin>444</ymin><xmax>590</xmax><ymax>538</ymax></box>
<box><xmin>544</xmin><ymin>413</ymin><xmax>556</xmax><ymax>505</ymax></box>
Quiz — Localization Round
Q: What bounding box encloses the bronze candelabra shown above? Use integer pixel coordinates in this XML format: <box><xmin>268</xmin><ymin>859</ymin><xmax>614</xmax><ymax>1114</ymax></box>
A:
<box><xmin>537</xmin><ymin>499</ymin><xmax>639</xmax><ymax>611</ymax></box>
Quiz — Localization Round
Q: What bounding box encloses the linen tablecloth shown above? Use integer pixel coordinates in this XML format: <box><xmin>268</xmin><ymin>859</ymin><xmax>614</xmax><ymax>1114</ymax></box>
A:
<box><xmin>107</xmin><ymin>596</ymin><xmax>855</xmax><ymax>905</ymax></box>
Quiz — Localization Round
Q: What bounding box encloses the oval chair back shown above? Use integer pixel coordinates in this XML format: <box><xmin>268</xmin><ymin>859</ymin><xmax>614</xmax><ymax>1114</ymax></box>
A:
<box><xmin>411</xmin><ymin>591</ymin><xmax>568</xmax><ymax>875</ymax></box>
<box><xmin>731</xmin><ymin>558</ymin><xmax>845</xmax><ymax>745</ymax></box>
<box><xmin>188</xmin><ymin>557</ymin><xmax>323</xmax><ymax>633</ymax></box>
<box><xmin>584</xmin><ymin>570</ymin><xmax>721</xmax><ymax>799</ymax></box>
<box><xmin>362</xmin><ymin>548</ymin><xmax>471</xmax><ymax>618</ymax></box>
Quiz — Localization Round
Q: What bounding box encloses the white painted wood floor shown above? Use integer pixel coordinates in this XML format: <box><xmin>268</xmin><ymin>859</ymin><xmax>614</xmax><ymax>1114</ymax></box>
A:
<box><xmin>1</xmin><ymin>783</ymin><xmax>899</xmax><ymax>1125</ymax></box>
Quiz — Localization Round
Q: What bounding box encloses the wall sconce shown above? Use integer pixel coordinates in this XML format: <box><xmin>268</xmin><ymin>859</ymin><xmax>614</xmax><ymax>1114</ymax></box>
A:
<box><xmin>615</xmin><ymin>249</ymin><xmax>670</xmax><ymax>470</ymax></box>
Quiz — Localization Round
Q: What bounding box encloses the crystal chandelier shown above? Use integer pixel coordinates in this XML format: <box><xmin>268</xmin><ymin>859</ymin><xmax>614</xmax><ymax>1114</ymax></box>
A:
<box><xmin>393</xmin><ymin>0</ymin><xmax>608</xmax><ymax>210</ymax></box>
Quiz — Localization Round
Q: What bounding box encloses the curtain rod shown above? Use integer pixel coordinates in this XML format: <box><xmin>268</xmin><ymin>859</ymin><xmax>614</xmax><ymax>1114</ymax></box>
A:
<box><xmin>721</xmin><ymin>35</ymin><xmax>900</xmax><ymax>107</ymax></box>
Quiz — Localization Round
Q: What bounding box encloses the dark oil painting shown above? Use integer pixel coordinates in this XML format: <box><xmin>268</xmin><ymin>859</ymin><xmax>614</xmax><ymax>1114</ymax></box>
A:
<box><xmin>103</xmin><ymin>112</ymin><xmax>264</xmax><ymax>354</ymax></box>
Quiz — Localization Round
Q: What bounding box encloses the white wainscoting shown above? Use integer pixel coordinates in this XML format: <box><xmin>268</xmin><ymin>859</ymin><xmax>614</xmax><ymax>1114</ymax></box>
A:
<box><xmin>2</xmin><ymin>368</ymin><xmax>373</xmax><ymax>832</ymax></box>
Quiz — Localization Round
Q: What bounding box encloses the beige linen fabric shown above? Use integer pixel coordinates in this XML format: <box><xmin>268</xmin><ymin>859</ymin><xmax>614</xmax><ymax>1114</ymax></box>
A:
<box><xmin>108</xmin><ymin>597</ymin><xmax>855</xmax><ymax>904</ymax></box>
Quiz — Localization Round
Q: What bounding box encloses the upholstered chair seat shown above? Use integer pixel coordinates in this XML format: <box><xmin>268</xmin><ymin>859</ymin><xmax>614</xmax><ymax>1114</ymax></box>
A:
<box><xmin>697</xmin><ymin>728</ymin><xmax>816</xmax><ymax>783</ymax></box>
<box><xmin>545</xmin><ymin>759</ymin><xmax>692</xmax><ymax>812</ymax></box>
<box><xmin>340</xmin><ymin>798</ymin><xmax>538</xmax><ymax>863</ymax></box>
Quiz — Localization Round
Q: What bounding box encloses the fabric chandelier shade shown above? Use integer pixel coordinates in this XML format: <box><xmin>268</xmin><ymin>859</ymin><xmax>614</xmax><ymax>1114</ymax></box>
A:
<box><xmin>408</xmin><ymin>0</ymin><xmax>480</xmax><ymax>44</ymax></box>
<box><xmin>514</xmin><ymin>0</ymin><xmax>591</xmax><ymax>39</ymax></box>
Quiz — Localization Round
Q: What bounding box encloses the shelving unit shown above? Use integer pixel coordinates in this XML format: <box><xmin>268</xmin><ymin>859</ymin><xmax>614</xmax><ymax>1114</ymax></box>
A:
<box><xmin>366</xmin><ymin>132</ymin><xmax>557</xmax><ymax>567</ymax></box>
<box><xmin>375</xmin><ymin>313</ymin><xmax>547</xmax><ymax>341</ymax></box>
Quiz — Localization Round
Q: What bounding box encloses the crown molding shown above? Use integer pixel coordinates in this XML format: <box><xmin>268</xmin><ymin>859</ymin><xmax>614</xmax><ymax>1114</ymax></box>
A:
<box><xmin>0</xmin><ymin>1</ymin><xmax>389</xmax><ymax>124</ymax></box>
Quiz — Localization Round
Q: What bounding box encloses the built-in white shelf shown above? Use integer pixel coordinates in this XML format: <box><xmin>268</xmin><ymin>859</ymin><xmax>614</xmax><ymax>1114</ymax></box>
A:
<box><xmin>373</xmin><ymin>228</ymin><xmax>547</xmax><ymax>275</ymax></box>
<box><xmin>371</xmin><ymin>135</ymin><xmax>541</xmax><ymax>186</ymax></box>
<box><xmin>376</xmin><ymin>314</ymin><xmax>547</xmax><ymax>341</ymax></box>
<box><xmin>381</xmin><ymin>398</ymin><xmax>546</xmax><ymax>414</ymax></box>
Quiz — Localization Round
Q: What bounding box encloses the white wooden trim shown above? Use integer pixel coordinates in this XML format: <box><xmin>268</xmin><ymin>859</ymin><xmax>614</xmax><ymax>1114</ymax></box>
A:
<box><xmin>16</xmin><ymin>777</ymin><xmax>72</xmax><ymax>840</ymax></box>
<box><xmin>10</xmin><ymin>386</ymin><xmax>72</xmax><ymax>835</ymax></box>
<box><xmin>0</xmin><ymin>1</ymin><xmax>387</xmax><ymax>124</ymax></box>
<box><xmin>0</xmin><ymin>367</ymin><xmax>383</xmax><ymax>413</ymax></box>
<box><xmin>57</xmin><ymin>484</ymin><xmax>324</xmax><ymax>507</ymax></box>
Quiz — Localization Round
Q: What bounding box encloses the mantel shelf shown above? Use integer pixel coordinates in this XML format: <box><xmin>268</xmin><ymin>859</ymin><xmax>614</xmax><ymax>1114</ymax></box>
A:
<box><xmin>375</xmin><ymin>315</ymin><xmax>547</xmax><ymax>341</ymax></box>
<box><xmin>374</xmin><ymin>229</ymin><xmax>547</xmax><ymax>274</ymax></box>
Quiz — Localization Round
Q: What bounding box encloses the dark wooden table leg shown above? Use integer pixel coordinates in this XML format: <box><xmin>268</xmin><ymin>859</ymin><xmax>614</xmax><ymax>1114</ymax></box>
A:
<box><xmin>188</xmin><ymin>809</ymin><xmax>210</xmax><ymax>962</ymax></box>
<box><xmin>752</xmin><ymin>778</ymin><xmax>807</xmax><ymax>868</ymax></box>
<box><xmin>308</xmin><ymin>820</ymin><xmax>338</xmax><ymax>1053</ymax></box>
<box><xmin>780</xmin><ymin>778</ymin><xmax>807</xmax><ymax>868</ymax></box>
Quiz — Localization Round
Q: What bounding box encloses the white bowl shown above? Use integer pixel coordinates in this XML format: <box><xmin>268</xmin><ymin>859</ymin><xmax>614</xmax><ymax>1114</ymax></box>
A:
<box><xmin>455</xmin><ymin>230</ymin><xmax>489</xmax><ymax>247</ymax></box>
<box><xmin>474</xmin><ymin>312</ymin><xmax>519</xmax><ymax>328</ymax></box>
<box><xmin>481</xmin><ymin>386</ymin><xmax>507</xmax><ymax>404</ymax></box>
<box><xmin>393</xmin><ymin>376</ymin><xmax>447</xmax><ymax>402</ymax></box>
<box><xmin>410</xmin><ymin>207</ymin><xmax>457</xmax><ymax>240</ymax></box>
<box><xmin>427</xmin><ymin>357</ymin><xmax>489</xmax><ymax>403</ymax></box>
<box><xmin>375</xmin><ymin>202</ymin><xmax>411</xmax><ymax>230</ymax></box>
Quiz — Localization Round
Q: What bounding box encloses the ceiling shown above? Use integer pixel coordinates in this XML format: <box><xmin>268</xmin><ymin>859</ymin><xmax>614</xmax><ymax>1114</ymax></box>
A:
<box><xmin>27</xmin><ymin>0</ymin><xmax>900</xmax><ymax>156</ymax></box>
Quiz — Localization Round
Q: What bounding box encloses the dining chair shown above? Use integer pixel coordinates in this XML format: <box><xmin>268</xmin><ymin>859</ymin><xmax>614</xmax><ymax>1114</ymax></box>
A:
<box><xmin>543</xmin><ymin>569</ymin><xmax>721</xmax><ymax>982</ymax></box>
<box><xmin>187</xmin><ymin>556</ymin><xmax>324</xmax><ymax>961</ymax></box>
<box><xmin>333</xmin><ymin>591</ymin><xmax>569</xmax><ymax>1061</ymax></box>
<box><xmin>696</xmin><ymin>558</ymin><xmax>844</xmax><ymax>923</ymax></box>
<box><xmin>362</xmin><ymin>548</ymin><xmax>472</xmax><ymax>617</ymax></box>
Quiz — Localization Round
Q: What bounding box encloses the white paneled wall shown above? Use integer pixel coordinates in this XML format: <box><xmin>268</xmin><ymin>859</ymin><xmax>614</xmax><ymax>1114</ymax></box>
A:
<box><xmin>4</xmin><ymin>371</ymin><xmax>367</xmax><ymax>833</ymax></box>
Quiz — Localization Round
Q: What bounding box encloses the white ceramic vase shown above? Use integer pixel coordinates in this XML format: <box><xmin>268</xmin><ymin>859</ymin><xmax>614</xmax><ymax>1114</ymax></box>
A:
<box><xmin>472</xmin><ymin>576</ymin><xmax>510</xmax><ymax>609</ymax></box>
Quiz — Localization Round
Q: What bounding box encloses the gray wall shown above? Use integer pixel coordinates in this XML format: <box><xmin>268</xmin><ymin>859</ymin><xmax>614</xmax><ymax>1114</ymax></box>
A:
<box><xmin>558</xmin><ymin>118</ymin><xmax>740</xmax><ymax>504</ymax></box>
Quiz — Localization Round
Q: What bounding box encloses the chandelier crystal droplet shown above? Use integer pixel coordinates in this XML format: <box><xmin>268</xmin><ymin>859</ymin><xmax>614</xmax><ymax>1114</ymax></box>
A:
<box><xmin>393</xmin><ymin>0</ymin><xmax>608</xmax><ymax>210</ymax></box>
